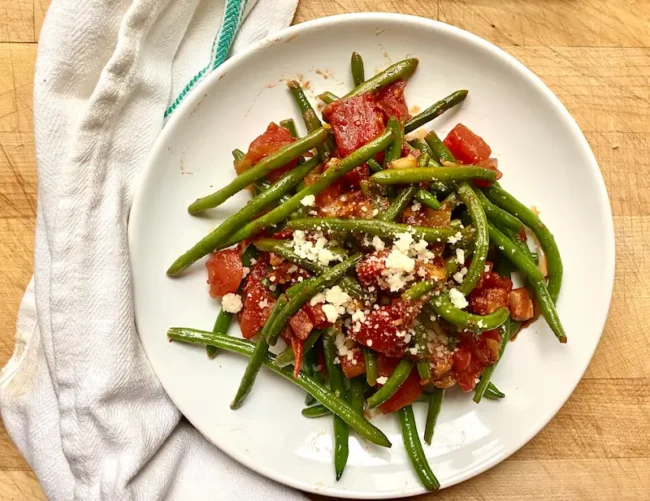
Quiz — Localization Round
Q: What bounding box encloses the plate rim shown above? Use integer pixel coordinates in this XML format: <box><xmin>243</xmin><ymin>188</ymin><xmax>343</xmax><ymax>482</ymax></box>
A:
<box><xmin>128</xmin><ymin>12</ymin><xmax>616</xmax><ymax>498</ymax></box>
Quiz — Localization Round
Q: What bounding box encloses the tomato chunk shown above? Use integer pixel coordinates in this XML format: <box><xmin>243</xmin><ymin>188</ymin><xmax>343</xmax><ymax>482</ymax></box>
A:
<box><xmin>206</xmin><ymin>249</ymin><xmax>243</xmax><ymax>297</ymax></box>
<box><xmin>443</xmin><ymin>124</ymin><xmax>492</xmax><ymax>165</ymax></box>
<box><xmin>379</xmin><ymin>367</ymin><xmax>423</xmax><ymax>414</ymax></box>
<box><xmin>234</xmin><ymin>122</ymin><xmax>297</xmax><ymax>180</ymax></box>
<box><xmin>508</xmin><ymin>288</ymin><xmax>534</xmax><ymax>321</ymax></box>
<box><xmin>291</xmin><ymin>336</ymin><xmax>304</xmax><ymax>378</ymax></box>
<box><xmin>322</xmin><ymin>93</ymin><xmax>385</xmax><ymax>157</ymax></box>
<box><xmin>375</xmin><ymin>80</ymin><xmax>410</xmax><ymax>123</ymax></box>
<box><xmin>304</xmin><ymin>303</ymin><xmax>329</xmax><ymax>329</ymax></box>
<box><xmin>289</xmin><ymin>308</ymin><xmax>314</xmax><ymax>341</ymax></box>
<box><xmin>401</xmin><ymin>206</ymin><xmax>451</xmax><ymax>228</ymax></box>
<box><xmin>239</xmin><ymin>284</ymin><xmax>275</xmax><ymax>339</ymax></box>
<box><xmin>452</xmin><ymin>330</ymin><xmax>501</xmax><ymax>391</ymax></box>
<box><xmin>340</xmin><ymin>348</ymin><xmax>366</xmax><ymax>379</ymax></box>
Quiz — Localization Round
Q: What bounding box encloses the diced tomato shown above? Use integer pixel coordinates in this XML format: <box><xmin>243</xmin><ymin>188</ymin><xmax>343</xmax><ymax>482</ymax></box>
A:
<box><xmin>234</xmin><ymin>122</ymin><xmax>297</xmax><ymax>178</ymax></box>
<box><xmin>452</xmin><ymin>349</ymin><xmax>471</xmax><ymax>371</ymax></box>
<box><xmin>289</xmin><ymin>308</ymin><xmax>314</xmax><ymax>340</ymax></box>
<box><xmin>475</xmin><ymin>268</ymin><xmax>512</xmax><ymax>291</ymax></box>
<box><xmin>340</xmin><ymin>348</ymin><xmax>366</xmax><ymax>379</ymax></box>
<box><xmin>443</xmin><ymin>124</ymin><xmax>492</xmax><ymax>165</ymax></box>
<box><xmin>270</xmin><ymin>229</ymin><xmax>294</xmax><ymax>239</ymax></box>
<box><xmin>291</xmin><ymin>336</ymin><xmax>304</xmax><ymax>378</ymax></box>
<box><xmin>322</xmin><ymin>93</ymin><xmax>385</xmax><ymax>157</ymax></box>
<box><xmin>452</xmin><ymin>330</ymin><xmax>501</xmax><ymax>391</ymax></box>
<box><xmin>315</xmin><ymin>181</ymin><xmax>344</xmax><ymax>207</ymax></box>
<box><xmin>316</xmin><ymin>348</ymin><xmax>327</xmax><ymax>378</ymax></box>
<box><xmin>304</xmin><ymin>303</ymin><xmax>329</xmax><ymax>329</ymax></box>
<box><xmin>269</xmin><ymin>261</ymin><xmax>310</xmax><ymax>285</ymax></box>
<box><xmin>375</xmin><ymin>80</ymin><xmax>410</xmax><ymax>123</ymax></box>
<box><xmin>379</xmin><ymin>368</ymin><xmax>423</xmax><ymax>414</ymax></box>
<box><xmin>375</xmin><ymin>354</ymin><xmax>400</xmax><ymax>378</ymax></box>
<box><xmin>239</xmin><ymin>284</ymin><xmax>275</xmax><ymax>339</ymax></box>
<box><xmin>401</xmin><ymin>206</ymin><xmax>451</xmax><ymax>228</ymax></box>
<box><xmin>318</xmin><ymin>189</ymin><xmax>375</xmax><ymax>219</ymax></box>
<box><xmin>353</xmin><ymin>299</ymin><xmax>422</xmax><ymax>357</ymax></box>
<box><xmin>206</xmin><ymin>249</ymin><xmax>243</xmax><ymax>298</ymax></box>
<box><xmin>356</xmin><ymin>250</ymin><xmax>389</xmax><ymax>289</ymax></box>
<box><xmin>473</xmin><ymin>158</ymin><xmax>503</xmax><ymax>188</ymax></box>
<box><xmin>508</xmin><ymin>288</ymin><xmax>534</xmax><ymax>321</ymax></box>
<box><xmin>469</xmin><ymin>288</ymin><xmax>509</xmax><ymax>315</ymax></box>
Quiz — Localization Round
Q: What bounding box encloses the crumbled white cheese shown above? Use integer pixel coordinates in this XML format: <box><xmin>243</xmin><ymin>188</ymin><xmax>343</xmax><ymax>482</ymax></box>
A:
<box><xmin>411</xmin><ymin>201</ymin><xmax>421</xmax><ymax>212</ymax></box>
<box><xmin>393</xmin><ymin>232</ymin><xmax>414</xmax><ymax>253</ymax></box>
<box><xmin>310</xmin><ymin>292</ymin><xmax>326</xmax><ymax>306</ymax></box>
<box><xmin>325</xmin><ymin>286</ymin><xmax>350</xmax><ymax>307</ymax></box>
<box><xmin>334</xmin><ymin>331</ymin><xmax>355</xmax><ymax>361</ymax></box>
<box><xmin>366</xmin><ymin>339</ymin><xmax>373</xmax><ymax>347</ymax></box>
<box><xmin>321</xmin><ymin>304</ymin><xmax>340</xmax><ymax>323</ymax></box>
<box><xmin>300</xmin><ymin>194</ymin><xmax>315</xmax><ymax>206</ymax></box>
<box><xmin>372</xmin><ymin>236</ymin><xmax>386</xmax><ymax>251</ymax></box>
<box><xmin>447</xmin><ymin>231</ymin><xmax>463</xmax><ymax>245</ymax></box>
<box><xmin>289</xmin><ymin>230</ymin><xmax>338</xmax><ymax>266</ymax></box>
<box><xmin>477</xmin><ymin>320</ymin><xmax>485</xmax><ymax>329</ymax></box>
<box><xmin>449</xmin><ymin>288</ymin><xmax>468</xmax><ymax>309</ymax></box>
<box><xmin>221</xmin><ymin>293</ymin><xmax>243</xmax><ymax>314</ymax></box>
<box><xmin>242</xmin><ymin>267</ymin><xmax>250</xmax><ymax>278</ymax></box>
<box><xmin>484</xmin><ymin>265</ymin><xmax>491</xmax><ymax>272</ymax></box>
<box><xmin>351</xmin><ymin>310</ymin><xmax>366</xmax><ymax>323</ymax></box>
<box><xmin>376</xmin><ymin>376</ymin><xmax>388</xmax><ymax>385</ymax></box>
<box><xmin>456</xmin><ymin>248</ymin><xmax>465</xmax><ymax>265</ymax></box>
<box><xmin>386</xmin><ymin>249</ymin><xmax>415</xmax><ymax>273</ymax></box>
<box><xmin>317</xmin><ymin>248</ymin><xmax>336</xmax><ymax>266</ymax></box>
<box><xmin>453</xmin><ymin>267</ymin><xmax>468</xmax><ymax>284</ymax></box>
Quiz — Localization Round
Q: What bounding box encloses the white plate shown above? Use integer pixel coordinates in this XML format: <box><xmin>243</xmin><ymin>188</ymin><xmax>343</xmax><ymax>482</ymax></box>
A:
<box><xmin>129</xmin><ymin>13</ymin><xmax>615</xmax><ymax>499</ymax></box>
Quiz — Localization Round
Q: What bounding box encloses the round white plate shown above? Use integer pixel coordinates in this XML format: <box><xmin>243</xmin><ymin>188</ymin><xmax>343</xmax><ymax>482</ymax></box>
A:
<box><xmin>129</xmin><ymin>13</ymin><xmax>615</xmax><ymax>499</ymax></box>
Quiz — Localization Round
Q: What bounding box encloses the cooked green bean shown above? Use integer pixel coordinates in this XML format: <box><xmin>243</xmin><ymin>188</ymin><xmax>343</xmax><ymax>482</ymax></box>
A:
<box><xmin>405</xmin><ymin>90</ymin><xmax>469</xmax><ymax>134</ymax></box>
<box><xmin>206</xmin><ymin>309</ymin><xmax>233</xmax><ymax>358</ymax></box>
<box><xmin>474</xmin><ymin>320</ymin><xmax>510</xmax><ymax>403</ymax></box>
<box><xmin>488</xmin><ymin>223</ymin><xmax>544</xmax><ymax>282</ymax></box>
<box><xmin>252</xmin><ymin>238</ymin><xmax>364</xmax><ymax>298</ymax></box>
<box><xmin>367</xmin><ymin>359</ymin><xmax>413</xmax><ymax>408</ymax></box>
<box><xmin>188</xmin><ymin>128</ymin><xmax>327</xmax><ymax>214</ymax></box>
<box><xmin>379</xmin><ymin>186</ymin><xmax>417</xmax><ymax>222</ymax></box>
<box><xmin>302</xmin><ymin>404</ymin><xmax>331</xmax><ymax>418</ymax></box>
<box><xmin>474</xmin><ymin>188</ymin><xmax>524</xmax><ymax>234</ymax></box>
<box><xmin>483</xmin><ymin>185</ymin><xmax>563</xmax><ymax>302</ymax></box>
<box><xmin>417</xmin><ymin>152</ymin><xmax>431</xmax><ymax>168</ymax></box>
<box><xmin>424</xmin><ymin>389</ymin><xmax>444</xmax><ymax>445</ymax></box>
<box><xmin>215</xmin><ymin>131</ymin><xmax>394</xmax><ymax>249</ymax></box>
<box><xmin>232</xmin><ymin>148</ymin><xmax>245</xmax><ymax>161</ymax></box>
<box><xmin>323</xmin><ymin>328</ymin><xmax>350</xmax><ymax>480</ymax></box>
<box><xmin>398</xmin><ymin>405</ymin><xmax>440</xmax><ymax>491</ymax></box>
<box><xmin>167</xmin><ymin>157</ymin><xmax>320</xmax><ymax>275</ymax></box>
<box><xmin>370</xmin><ymin>167</ymin><xmax>498</xmax><ymax>185</ymax></box>
<box><xmin>431</xmin><ymin>295</ymin><xmax>509</xmax><ymax>331</ymax></box>
<box><xmin>317</xmin><ymin>91</ymin><xmax>338</xmax><ymax>104</ymax></box>
<box><xmin>167</xmin><ymin>327</ymin><xmax>391</xmax><ymax>447</ymax></box>
<box><xmin>367</xmin><ymin>158</ymin><xmax>383</xmax><ymax>173</ymax></box>
<box><xmin>456</xmin><ymin>183</ymin><xmax>489</xmax><ymax>295</ymax></box>
<box><xmin>364</xmin><ymin>348</ymin><xmax>378</xmax><ymax>386</ymax></box>
<box><xmin>415</xmin><ymin>189</ymin><xmax>441</xmax><ymax>210</ymax></box>
<box><xmin>349</xmin><ymin>376</ymin><xmax>365</xmax><ymax>414</ymax></box>
<box><xmin>274</xmin><ymin>329</ymin><xmax>322</xmax><ymax>368</ymax></box>
<box><xmin>264</xmin><ymin>255</ymin><xmax>362</xmax><ymax>346</ymax></box>
<box><xmin>279</xmin><ymin>118</ymin><xmax>299</xmax><ymax>138</ymax></box>
<box><xmin>424</xmin><ymin>131</ymin><xmax>455</xmax><ymax>164</ymax></box>
<box><xmin>484</xmin><ymin>383</ymin><xmax>505</xmax><ymax>399</ymax></box>
<box><xmin>408</xmin><ymin>138</ymin><xmax>436</xmax><ymax>161</ymax></box>
<box><xmin>351</xmin><ymin>52</ymin><xmax>365</xmax><ymax>86</ymax></box>
<box><xmin>287</xmin><ymin>217</ymin><xmax>461</xmax><ymax>243</ymax></box>
<box><xmin>414</xmin><ymin>326</ymin><xmax>432</xmax><ymax>382</ymax></box>
<box><xmin>306</xmin><ymin>364</ymin><xmax>325</xmax><ymax>406</ymax></box>
<box><xmin>384</xmin><ymin>116</ymin><xmax>403</xmax><ymax>167</ymax></box>
<box><xmin>402</xmin><ymin>280</ymin><xmax>436</xmax><ymax>301</ymax></box>
<box><xmin>287</xmin><ymin>80</ymin><xmax>331</xmax><ymax>161</ymax></box>
<box><xmin>343</xmin><ymin>58</ymin><xmax>419</xmax><ymax>98</ymax></box>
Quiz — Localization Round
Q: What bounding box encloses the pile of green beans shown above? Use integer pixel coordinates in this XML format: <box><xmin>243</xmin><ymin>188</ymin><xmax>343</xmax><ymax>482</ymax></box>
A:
<box><xmin>166</xmin><ymin>52</ymin><xmax>566</xmax><ymax>492</ymax></box>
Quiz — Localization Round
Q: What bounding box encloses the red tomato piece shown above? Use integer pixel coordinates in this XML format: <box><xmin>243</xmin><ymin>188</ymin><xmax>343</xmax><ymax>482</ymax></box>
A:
<box><xmin>401</xmin><ymin>206</ymin><xmax>451</xmax><ymax>228</ymax></box>
<box><xmin>469</xmin><ymin>288</ymin><xmax>509</xmax><ymax>315</ymax></box>
<box><xmin>239</xmin><ymin>284</ymin><xmax>275</xmax><ymax>339</ymax></box>
<box><xmin>289</xmin><ymin>308</ymin><xmax>314</xmax><ymax>341</ymax></box>
<box><xmin>318</xmin><ymin>189</ymin><xmax>375</xmax><ymax>219</ymax></box>
<box><xmin>340</xmin><ymin>348</ymin><xmax>366</xmax><ymax>379</ymax></box>
<box><xmin>234</xmin><ymin>122</ymin><xmax>297</xmax><ymax>177</ymax></box>
<box><xmin>379</xmin><ymin>368</ymin><xmax>423</xmax><ymax>414</ymax></box>
<box><xmin>508</xmin><ymin>288</ymin><xmax>534</xmax><ymax>321</ymax></box>
<box><xmin>375</xmin><ymin>354</ymin><xmax>400</xmax><ymax>378</ymax></box>
<box><xmin>473</xmin><ymin>158</ymin><xmax>503</xmax><ymax>188</ymax></box>
<box><xmin>304</xmin><ymin>303</ymin><xmax>329</xmax><ymax>329</ymax></box>
<box><xmin>206</xmin><ymin>249</ymin><xmax>243</xmax><ymax>298</ymax></box>
<box><xmin>443</xmin><ymin>123</ymin><xmax>492</xmax><ymax>165</ymax></box>
<box><xmin>322</xmin><ymin>93</ymin><xmax>385</xmax><ymax>158</ymax></box>
<box><xmin>375</xmin><ymin>80</ymin><xmax>410</xmax><ymax>123</ymax></box>
<box><xmin>356</xmin><ymin>250</ymin><xmax>389</xmax><ymax>289</ymax></box>
<box><xmin>353</xmin><ymin>299</ymin><xmax>422</xmax><ymax>357</ymax></box>
<box><xmin>452</xmin><ymin>330</ymin><xmax>501</xmax><ymax>391</ymax></box>
<box><xmin>315</xmin><ymin>181</ymin><xmax>344</xmax><ymax>207</ymax></box>
<box><xmin>291</xmin><ymin>336</ymin><xmax>304</xmax><ymax>378</ymax></box>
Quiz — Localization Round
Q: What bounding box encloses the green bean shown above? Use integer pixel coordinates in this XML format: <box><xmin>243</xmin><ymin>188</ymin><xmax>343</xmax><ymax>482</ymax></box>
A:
<box><xmin>188</xmin><ymin>128</ymin><xmax>327</xmax><ymax>214</ymax></box>
<box><xmin>232</xmin><ymin>148</ymin><xmax>245</xmax><ymax>161</ymax></box>
<box><xmin>367</xmin><ymin>158</ymin><xmax>383</xmax><ymax>173</ymax></box>
<box><xmin>493</xmin><ymin>227</ymin><xmax>567</xmax><ymax>343</ymax></box>
<box><xmin>371</xmin><ymin>167</ymin><xmax>497</xmax><ymax>185</ymax></box>
<box><xmin>424</xmin><ymin>131</ymin><xmax>454</xmax><ymax>164</ymax></box>
<box><xmin>287</xmin><ymin>81</ymin><xmax>331</xmax><ymax>161</ymax></box>
<box><xmin>402</xmin><ymin>280</ymin><xmax>436</xmax><ymax>301</ymax></box>
<box><xmin>482</xmin><ymin>185</ymin><xmax>563</xmax><ymax>302</ymax></box>
<box><xmin>302</xmin><ymin>404</ymin><xmax>331</xmax><ymax>418</ymax></box>
<box><xmin>456</xmin><ymin>183</ymin><xmax>489</xmax><ymax>295</ymax></box>
<box><xmin>317</xmin><ymin>91</ymin><xmax>339</xmax><ymax>104</ymax></box>
<box><xmin>364</xmin><ymin>348</ymin><xmax>378</xmax><ymax>386</ymax></box>
<box><xmin>367</xmin><ymin>359</ymin><xmax>413</xmax><ymax>408</ymax></box>
<box><xmin>414</xmin><ymin>326</ymin><xmax>431</xmax><ymax>382</ymax></box>
<box><xmin>274</xmin><ymin>329</ymin><xmax>322</xmax><ymax>368</ymax></box>
<box><xmin>351</xmin><ymin>52</ymin><xmax>365</xmax><ymax>86</ymax></box>
<box><xmin>167</xmin><ymin>157</ymin><xmax>320</xmax><ymax>275</ymax></box>
<box><xmin>167</xmin><ymin>328</ymin><xmax>391</xmax><ymax>447</ymax></box>
<box><xmin>279</xmin><ymin>118</ymin><xmax>299</xmax><ymax>138</ymax></box>
<box><xmin>343</xmin><ymin>58</ymin><xmax>419</xmax><ymax>98</ymax></box>
<box><xmin>424</xmin><ymin>389</ymin><xmax>444</xmax><ymax>445</ymax></box>
<box><xmin>252</xmin><ymin>239</ymin><xmax>364</xmax><ymax>299</ymax></box>
<box><xmin>349</xmin><ymin>376</ymin><xmax>366</xmax><ymax>414</ymax></box>
<box><xmin>264</xmin><ymin>255</ymin><xmax>362</xmax><ymax>345</ymax></box>
<box><xmin>398</xmin><ymin>405</ymin><xmax>440</xmax><ymax>491</ymax></box>
<box><xmin>474</xmin><ymin>320</ymin><xmax>510</xmax><ymax>403</ymax></box>
<box><xmin>417</xmin><ymin>152</ymin><xmax>431</xmax><ymax>168</ymax></box>
<box><xmin>306</xmin><ymin>364</ymin><xmax>326</xmax><ymax>406</ymax></box>
<box><xmin>323</xmin><ymin>327</ymin><xmax>349</xmax><ymax>480</ymax></box>
<box><xmin>215</xmin><ymin>131</ymin><xmax>394</xmax><ymax>249</ymax></box>
<box><xmin>408</xmin><ymin>139</ymin><xmax>436</xmax><ymax>161</ymax></box>
<box><xmin>379</xmin><ymin>186</ymin><xmax>417</xmax><ymax>222</ymax></box>
<box><xmin>474</xmin><ymin>188</ymin><xmax>524</xmax><ymax>234</ymax></box>
<box><xmin>415</xmin><ymin>189</ymin><xmax>441</xmax><ymax>211</ymax></box>
<box><xmin>287</xmin><ymin>217</ymin><xmax>460</xmax><ymax>243</ymax></box>
<box><xmin>484</xmin><ymin>382</ymin><xmax>505</xmax><ymax>399</ymax></box>
<box><xmin>384</xmin><ymin>116</ymin><xmax>403</xmax><ymax>167</ymax></box>
<box><xmin>430</xmin><ymin>295</ymin><xmax>509</xmax><ymax>331</ymax></box>
<box><xmin>405</xmin><ymin>90</ymin><xmax>469</xmax><ymax>134</ymax></box>
<box><xmin>488</xmin><ymin>224</ymin><xmax>544</xmax><ymax>282</ymax></box>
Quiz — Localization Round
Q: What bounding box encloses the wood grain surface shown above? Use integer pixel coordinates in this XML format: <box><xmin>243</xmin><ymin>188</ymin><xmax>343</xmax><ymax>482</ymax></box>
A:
<box><xmin>0</xmin><ymin>1</ymin><xmax>648</xmax><ymax>499</ymax></box>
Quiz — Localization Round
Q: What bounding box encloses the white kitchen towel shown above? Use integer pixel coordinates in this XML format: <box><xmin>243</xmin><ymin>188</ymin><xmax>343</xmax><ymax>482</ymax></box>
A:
<box><xmin>0</xmin><ymin>0</ymin><xmax>306</xmax><ymax>500</ymax></box>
